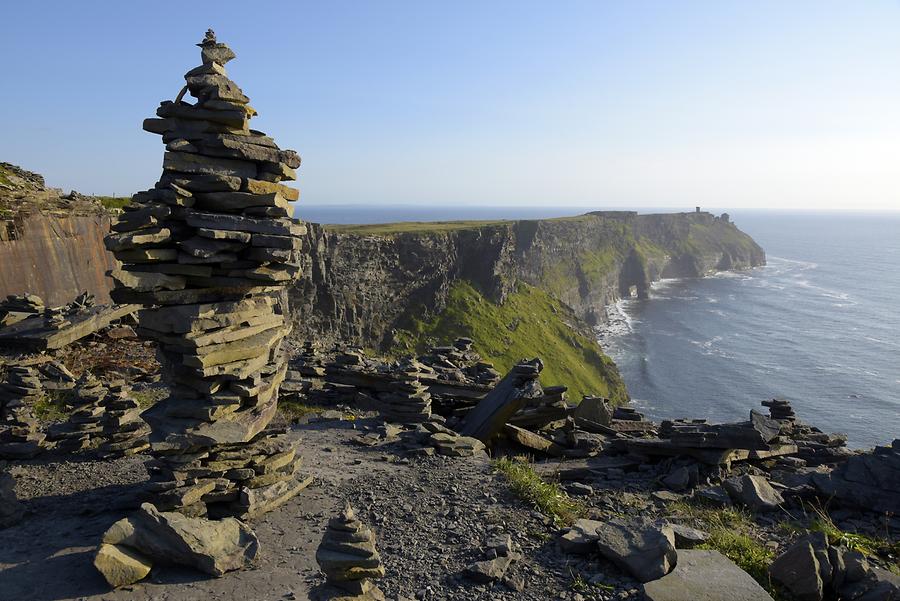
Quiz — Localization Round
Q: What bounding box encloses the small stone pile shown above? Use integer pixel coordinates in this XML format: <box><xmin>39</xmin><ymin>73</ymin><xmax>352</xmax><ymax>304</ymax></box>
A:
<box><xmin>762</xmin><ymin>399</ymin><xmax>852</xmax><ymax>466</ymax></box>
<box><xmin>98</xmin><ymin>381</ymin><xmax>151</xmax><ymax>457</ymax></box>
<box><xmin>0</xmin><ymin>366</ymin><xmax>46</xmax><ymax>458</ymax></box>
<box><xmin>0</xmin><ymin>294</ymin><xmax>44</xmax><ymax>326</ymax></box>
<box><xmin>762</xmin><ymin>398</ymin><xmax>795</xmax><ymax>422</ymax></box>
<box><xmin>47</xmin><ymin>372</ymin><xmax>108</xmax><ymax>452</ymax></box>
<box><xmin>103</xmin><ymin>30</ymin><xmax>307</xmax><ymax>517</ymax></box>
<box><xmin>377</xmin><ymin>360</ymin><xmax>431</xmax><ymax>424</ymax></box>
<box><xmin>38</xmin><ymin>360</ymin><xmax>76</xmax><ymax>391</ymax></box>
<box><xmin>420</xmin><ymin>337</ymin><xmax>501</xmax><ymax>385</ymax></box>
<box><xmin>280</xmin><ymin>343</ymin><xmax>326</xmax><ymax>403</ymax></box>
<box><xmin>316</xmin><ymin>502</ymin><xmax>385</xmax><ymax>599</ymax></box>
<box><xmin>295</xmin><ymin>342</ymin><xmax>326</xmax><ymax>377</ymax></box>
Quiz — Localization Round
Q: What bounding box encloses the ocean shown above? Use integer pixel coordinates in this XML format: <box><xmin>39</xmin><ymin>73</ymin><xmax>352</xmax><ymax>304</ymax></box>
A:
<box><xmin>601</xmin><ymin>211</ymin><xmax>900</xmax><ymax>448</ymax></box>
<box><xmin>300</xmin><ymin>205</ymin><xmax>900</xmax><ymax>448</ymax></box>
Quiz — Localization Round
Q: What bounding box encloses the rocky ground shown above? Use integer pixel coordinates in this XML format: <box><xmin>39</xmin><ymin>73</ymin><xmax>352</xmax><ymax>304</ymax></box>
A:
<box><xmin>0</xmin><ymin>417</ymin><xmax>619</xmax><ymax>601</ymax></box>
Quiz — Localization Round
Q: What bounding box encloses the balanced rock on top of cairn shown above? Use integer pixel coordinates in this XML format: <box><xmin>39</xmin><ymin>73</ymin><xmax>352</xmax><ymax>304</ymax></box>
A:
<box><xmin>103</xmin><ymin>30</ymin><xmax>307</xmax><ymax>518</ymax></box>
<box><xmin>316</xmin><ymin>502</ymin><xmax>385</xmax><ymax>600</ymax></box>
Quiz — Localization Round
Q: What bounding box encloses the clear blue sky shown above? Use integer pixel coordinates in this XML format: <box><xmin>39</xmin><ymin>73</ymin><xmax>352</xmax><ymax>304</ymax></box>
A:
<box><xmin>2</xmin><ymin>1</ymin><xmax>898</xmax><ymax>210</ymax></box>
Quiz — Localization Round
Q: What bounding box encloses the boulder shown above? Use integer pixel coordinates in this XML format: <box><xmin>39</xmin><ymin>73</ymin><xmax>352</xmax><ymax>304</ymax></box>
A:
<box><xmin>572</xmin><ymin>396</ymin><xmax>612</xmax><ymax>426</ymax></box>
<box><xmin>595</xmin><ymin>518</ymin><xmax>677</xmax><ymax>582</ymax></box>
<box><xmin>723</xmin><ymin>474</ymin><xmax>784</xmax><ymax>511</ymax></box>
<box><xmin>643</xmin><ymin>549</ymin><xmax>774</xmax><ymax>601</ymax></box>
<box><xmin>101</xmin><ymin>502</ymin><xmax>258</xmax><ymax>577</ymax></box>
<box><xmin>769</xmin><ymin>539</ymin><xmax>824</xmax><ymax>601</ymax></box>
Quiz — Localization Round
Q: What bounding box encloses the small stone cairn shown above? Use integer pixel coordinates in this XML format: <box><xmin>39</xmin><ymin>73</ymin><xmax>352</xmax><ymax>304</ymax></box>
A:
<box><xmin>0</xmin><ymin>294</ymin><xmax>44</xmax><ymax>325</ymax></box>
<box><xmin>316</xmin><ymin>502</ymin><xmax>385</xmax><ymax>599</ymax></box>
<box><xmin>98</xmin><ymin>381</ymin><xmax>151</xmax><ymax>457</ymax></box>
<box><xmin>762</xmin><ymin>399</ymin><xmax>852</xmax><ymax>466</ymax></box>
<box><xmin>47</xmin><ymin>372</ymin><xmax>108</xmax><ymax>452</ymax></box>
<box><xmin>103</xmin><ymin>30</ymin><xmax>307</xmax><ymax>517</ymax></box>
<box><xmin>0</xmin><ymin>366</ymin><xmax>46</xmax><ymax>458</ymax></box>
<box><xmin>377</xmin><ymin>359</ymin><xmax>431</xmax><ymax>424</ymax></box>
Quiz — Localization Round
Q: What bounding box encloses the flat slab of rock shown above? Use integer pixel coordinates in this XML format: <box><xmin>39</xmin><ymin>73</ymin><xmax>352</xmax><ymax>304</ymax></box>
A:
<box><xmin>595</xmin><ymin>518</ymin><xmax>676</xmax><ymax>582</ymax></box>
<box><xmin>643</xmin><ymin>549</ymin><xmax>774</xmax><ymax>601</ymax></box>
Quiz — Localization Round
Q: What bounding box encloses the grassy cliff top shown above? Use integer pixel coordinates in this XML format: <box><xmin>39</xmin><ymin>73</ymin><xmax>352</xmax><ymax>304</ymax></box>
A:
<box><xmin>391</xmin><ymin>280</ymin><xmax>629</xmax><ymax>404</ymax></box>
<box><xmin>324</xmin><ymin>213</ymin><xmax>600</xmax><ymax>235</ymax></box>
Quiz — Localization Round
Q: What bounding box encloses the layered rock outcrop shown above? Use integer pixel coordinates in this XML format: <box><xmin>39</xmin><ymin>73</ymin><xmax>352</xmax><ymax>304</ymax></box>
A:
<box><xmin>290</xmin><ymin>211</ymin><xmax>765</xmax><ymax>348</ymax></box>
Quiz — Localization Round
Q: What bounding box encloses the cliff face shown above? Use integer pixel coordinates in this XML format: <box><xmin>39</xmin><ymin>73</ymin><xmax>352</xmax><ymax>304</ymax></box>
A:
<box><xmin>0</xmin><ymin>213</ymin><xmax>117</xmax><ymax>306</ymax></box>
<box><xmin>290</xmin><ymin>211</ymin><xmax>766</xmax><ymax>347</ymax></box>
<box><xmin>0</xmin><ymin>163</ymin><xmax>119</xmax><ymax>305</ymax></box>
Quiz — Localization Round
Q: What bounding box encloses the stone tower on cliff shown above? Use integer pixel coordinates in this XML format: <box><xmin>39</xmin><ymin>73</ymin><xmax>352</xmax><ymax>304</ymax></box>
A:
<box><xmin>103</xmin><ymin>30</ymin><xmax>308</xmax><ymax>518</ymax></box>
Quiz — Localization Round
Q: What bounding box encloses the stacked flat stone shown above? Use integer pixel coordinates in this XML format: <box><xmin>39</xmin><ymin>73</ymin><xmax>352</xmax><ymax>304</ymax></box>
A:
<box><xmin>98</xmin><ymin>381</ymin><xmax>151</xmax><ymax>457</ymax></box>
<box><xmin>0</xmin><ymin>367</ymin><xmax>46</xmax><ymax>458</ymax></box>
<box><xmin>761</xmin><ymin>399</ymin><xmax>852</xmax><ymax>466</ymax></box>
<box><xmin>39</xmin><ymin>360</ymin><xmax>76</xmax><ymax>391</ymax></box>
<box><xmin>47</xmin><ymin>372</ymin><xmax>108</xmax><ymax>452</ymax></box>
<box><xmin>1</xmin><ymin>294</ymin><xmax>45</xmax><ymax>315</ymax></box>
<box><xmin>762</xmin><ymin>399</ymin><xmax>796</xmax><ymax>422</ymax></box>
<box><xmin>420</xmin><ymin>338</ymin><xmax>500</xmax><ymax>386</ymax></box>
<box><xmin>377</xmin><ymin>360</ymin><xmax>431</xmax><ymax>424</ymax></box>
<box><xmin>103</xmin><ymin>30</ymin><xmax>306</xmax><ymax>517</ymax></box>
<box><xmin>296</xmin><ymin>341</ymin><xmax>326</xmax><ymax>377</ymax></box>
<box><xmin>316</xmin><ymin>502</ymin><xmax>385</xmax><ymax>599</ymax></box>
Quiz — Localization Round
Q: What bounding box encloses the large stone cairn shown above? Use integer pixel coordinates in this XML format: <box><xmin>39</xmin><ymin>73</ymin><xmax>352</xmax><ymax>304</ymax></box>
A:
<box><xmin>103</xmin><ymin>30</ymin><xmax>306</xmax><ymax>518</ymax></box>
<box><xmin>316</xmin><ymin>502</ymin><xmax>385</xmax><ymax>599</ymax></box>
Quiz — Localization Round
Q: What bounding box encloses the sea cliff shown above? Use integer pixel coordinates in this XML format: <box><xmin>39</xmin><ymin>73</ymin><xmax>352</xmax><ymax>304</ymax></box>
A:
<box><xmin>289</xmin><ymin>210</ymin><xmax>765</xmax><ymax>400</ymax></box>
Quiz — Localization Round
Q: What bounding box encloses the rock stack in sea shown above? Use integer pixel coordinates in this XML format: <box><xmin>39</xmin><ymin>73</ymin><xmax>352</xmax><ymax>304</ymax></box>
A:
<box><xmin>377</xmin><ymin>360</ymin><xmax>431</xmax><ymax>424</ymax></box>
<box><xmin>0</xmin><ymin>366</ymin><xmax>47</xmax><ymax>458</ymax></box>
<box><xmin>103</xmin><ymin>30</ymin><xmax>307</xmax><ymax>517</ymax></box>
<box><xmin>316</xmin><ymin>502</ymin><xmax>385</xmax><ymax>599</ymax></box>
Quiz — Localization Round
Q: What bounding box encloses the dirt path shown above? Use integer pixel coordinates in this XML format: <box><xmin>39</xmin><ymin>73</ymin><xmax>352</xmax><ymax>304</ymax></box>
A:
<box><xmin>0</xmin><ymin>418</ymin><xmax>588</xmax><ymax>601</ymax></box>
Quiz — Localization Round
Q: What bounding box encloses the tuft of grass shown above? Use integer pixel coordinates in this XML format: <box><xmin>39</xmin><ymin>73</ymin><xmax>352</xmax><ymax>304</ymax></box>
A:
<box><xmin>698</xmin><ymin>527</ymin><xmax>775</xmax><ymax>586</ymax></box>
<box><xmin>668</xmin><ymin>499</ymin><xmax>779</xmax><ymax>594</ymax></box>
<box><xmin>31</xmin><ymin>392</ymin><xmax>69</xmax><ymax>422</ymax></box>
<box><xmin>278</xmin><ymin>401</ymin><xmax>327</xmax><ymax>421</ymax></box>
<box><xmin>131</xmin><ymin>388</ymin><xmax>167</xmax><ymax>409</ymax></box>
<box><xmin>94</xmin><ymin>196</ymin><xmax>130</xmax><ymax>210</ymax></box>
<box><xmin>391</xmin><ymin>281</ymin><xmax>628</xmax><ymax>404</ymax></box>
<box><xmin>493</xmin><ymin>457</ymin><xmax>583</xmax><ymax>526</ymax></box>
<box><xmin>781</xmin><ymin>506</ymin><xmax>900</xmax><ymax>558</ymax></box>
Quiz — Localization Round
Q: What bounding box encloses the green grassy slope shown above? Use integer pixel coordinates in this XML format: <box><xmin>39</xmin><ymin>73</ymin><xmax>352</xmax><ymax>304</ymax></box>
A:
<box><xmin>391</xmin><ymin>280</ymin><xmax>629</xmax><ymax>404</ymax></box>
